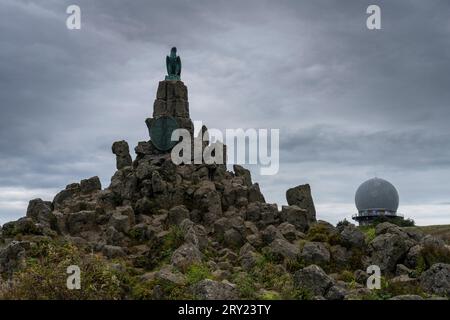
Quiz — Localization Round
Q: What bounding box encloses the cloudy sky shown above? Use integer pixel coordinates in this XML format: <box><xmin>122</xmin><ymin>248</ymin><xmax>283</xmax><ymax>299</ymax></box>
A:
<box><xmin>1</xmin><ymin>0</ymin><xmax>450</xmax><ymax>226</ymax></box>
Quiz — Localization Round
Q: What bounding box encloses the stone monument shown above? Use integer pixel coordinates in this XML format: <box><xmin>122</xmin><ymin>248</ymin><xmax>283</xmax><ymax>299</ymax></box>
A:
<box><xmin>146</xmin><ymin>48</ymin><xmax>194</xmax><ymax>152</ymax></box>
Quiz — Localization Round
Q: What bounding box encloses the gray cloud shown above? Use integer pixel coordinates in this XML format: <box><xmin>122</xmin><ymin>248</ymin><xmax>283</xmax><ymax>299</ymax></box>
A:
<box><xmin>1</xmin><ymin>0</ymin><xmax>450</xmax><ymax>225</ymax></box>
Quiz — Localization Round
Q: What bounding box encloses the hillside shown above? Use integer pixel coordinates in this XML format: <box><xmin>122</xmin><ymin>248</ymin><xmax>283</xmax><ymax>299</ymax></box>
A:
<box><xmin>404</xmin><ymin>225</ymin><xmax>450</xmax><ymax>244</ymax></box>
<box><xmin>0</xmin><ymin>80</ymin><xmax>449</xmax><ymax>300</ymax></box>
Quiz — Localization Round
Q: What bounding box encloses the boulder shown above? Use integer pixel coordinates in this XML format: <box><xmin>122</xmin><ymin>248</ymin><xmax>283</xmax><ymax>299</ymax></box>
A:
<box><xmin>248</xmin><ymin>183</ymin><xmax>265</xmax><ymax>203</ymax></box>
<box><xmin>26</xmin><ymin>198</ymin><xmax>54</xmax><ymax>227</ymax></box>
<box><xmin>181</xmin><ymin>219</ymin><xmax>208</xmax><ymax>250</ymax></box>
<box><xmin>112</xmin><ymin>140</ymin><xmax>132</xmax><ymax>170</ymax></box>
<box><xmin>66</xmin><ymin>210</ymin><xmax>97</xmax><ymax>235</ymax></box>
<box><xmin>285</xmin><ymin>184</ymin><xmax>316</xmax><ymax>222</ymax></box>
<box><xmin>340</xmin><ymin>225</ymin><xmax>366</xmax><ymax>248</ymax></box>
<box><xmin>325</xmin><ymin>285</ymin><xmax>347</xmax><ymax>300</ymax></box>
<box><xmin>0</xmin><ymin>241</ymin><xmax>30</xmax><ymax>275</ymax></box>
<box><xmin>151</xmin><ymin>171</ymin><xmax>165</xmax><ymax>193</ymax></box>
<box><xmin>168</xmin><ymin>205</ymin><xmax>190</xmax><ymax>226</ymax></box>
<box><xmin>109</xmin><ymin>213</ymin><xmax>131</xmax><ymax>234</ymax></box>
<box><xmin>396</xmin><ymin>264</ymin><xmax>414</xmax><ymax>277</ymax></box>
<box><xmin>105</xmin><ymin>226</ymin><xmax>125</xmax><ymax>246</ymax></box>
<box><xmin>224</xmin><ymin>228</ymin><xmax>245</xmax><ymax>248</ymax></box>
<box><xmin>239</xmin><ymin>243</ymin><xmax>260</xmax><ymax>271</ymax></box>
<box><xmin>405</xmin><ymin>244</ymin><xmax>424</xmax><ymax>269</ymax></box>
<box><xmin>245</xmin><ymin>202</ymin><xmax>278</xmax><ymax>228</ymax></box>
<box><xmin>171</xmin><ymin>243</ymin><xmax>203</xmax><ymax>271</ymax></box>
<box><xmin>233</xmin><ymin>165</ymin><xmax>252</xmax><ymax>187</ymax></box>
<box><xmin>280</xmin><ymin>205</ymin><xmax>311</xmax><ymax>233</ymax></box>
<box><xmin>293</xmin><ymin>265</ymin><xmax>334</xmax><ymax>296</ymax></box>
<box><xmin>421</xmin><ymin>234</ymin><xmax>446</xmax><ymax>248</ymax></box>
<box><xmin>267</xmin><ymin>238</ymin><xmax>300</xmax><ymax>261</ymax></box>
<box><xmin>419</xmin><ymin>263</ymin><xmax>450</xmax><ymax>296</ymax></box>
<box><xmin>277</xmin><ymin>222</ymin><xmax>297</xmax><ymax>242</ymax></box>
<box><xmin>1</xmin><ymin>218</ymin><xmax>44</xmax><ymax>237</ymax></box>
<box><xmin>102</xmin><ymin>245</ymin><xmax>126</xmax><ymax>259</ymax></box>
<box><xmin>135</xmin><ymin>161</ymin><xmax>157</xmax><ymax>181</ymax></box>
<box><xmin>300</xmin><ymin>242</ymin><xmax>331</xmax><ymax>266</ymax></box>
<box><xmin>109</xmin><ymin>206</ymin><xmax>135</xmax><ymax>233</ymax></box>
<box><xmin>261</xmin><ymin>225</ymin><xmax>284</xmax><ymax>245</ymax></box>
<box><xmin>369</xmin><ymin>233</ymin><xmax>415</xmax><ymax>272</ymax></box>
<box><xmin>375</xmin><ymin>222</ymin><xmax>409</xmax><ymax>239</ymax></box>
<box><xmin>53</xmin><ymin>183</ymin><xmax>80</xmax><ymax>210</ymax></box>
<box><xmin>80</xmin><ymin>176</ymin><xmax>102</xmax><ymax>194</ymax></box>
<box><xmin>155</xmin><ymin>266</ymin><xmax>187</xmax><ymax>286</ymax></box>
<box><xmin>109</xmin><ymin>168</ymin><xmax>138</xmax><ymax>201</ymax></box>
<box><xmin>191</xmin><ymin>279</ymin><xmax>238</xmax><ymax>300</ymax></box>
<box><xmin>193</xmin><ymin>181</ymin><xmax>222</xmax><ymax>224</ymax></box>
<box><xmin>330</xmin><ymin>245</ymin><xmax>350</xmax><ymax>269</ymax></box>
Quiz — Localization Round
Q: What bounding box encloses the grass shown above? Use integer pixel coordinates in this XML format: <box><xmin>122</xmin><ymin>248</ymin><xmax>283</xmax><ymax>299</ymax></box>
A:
<box><xmin>358</xmin><ymin>225</ymin><xmax>376</xmax><ymax>243</ymax></box>
<box><xmin>186</xmin><ymin>263</ymin><xmax>212</xmax><ymax>285</ymax></box>
<box><xmin>404</xmin><ymin>225</ymin><xmax>450</xmax><ymax>244</ymax></box>
<box><xmin>0</xmin><ymin>240</ymin><xmax>132</xmax><ymax>300</ymax></box>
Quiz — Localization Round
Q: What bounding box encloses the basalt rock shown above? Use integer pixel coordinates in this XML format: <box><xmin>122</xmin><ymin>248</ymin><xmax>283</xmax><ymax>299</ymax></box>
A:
<box><xmin>420</xmin><ymin>263</ymin><xmax>450</xmax><ymax>296</ymax></box>
<box><xmin>286</xmin><ymin>184</ymin><xmax>316</xmax><ymax>222</ymax></box>
<box><xmin>293</xmin><ymin>265</ymin><xmax>334</xmax><ymax>297</ymax></box>
<box><xmin>112</xmin><ymin>140</ymin><xmax>133</xmax><ymax>170</ymax></box>
<box><xmin>1</xmin><ymin>78</ymin><xmax>441</xmax><ymax>301</ymax></box>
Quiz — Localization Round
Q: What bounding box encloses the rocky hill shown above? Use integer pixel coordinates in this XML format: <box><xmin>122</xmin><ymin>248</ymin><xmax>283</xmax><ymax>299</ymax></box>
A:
<box><xmin>0</xmin><ymin>80</ymin><xmax>449</xmax><ymax>300</ymax></box>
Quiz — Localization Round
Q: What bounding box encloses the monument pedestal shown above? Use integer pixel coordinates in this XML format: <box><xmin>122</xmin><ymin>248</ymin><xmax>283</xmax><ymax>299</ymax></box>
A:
<box><xmin>146</xmin><ymin>80</ymin><xmax>194</xmax><ymax>138</ymax></box>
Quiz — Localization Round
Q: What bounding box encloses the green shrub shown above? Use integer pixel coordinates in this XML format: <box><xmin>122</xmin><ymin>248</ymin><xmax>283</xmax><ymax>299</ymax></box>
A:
<box><xmin>363</xmin><ymin>276</ymin><xmax>426</xmax><ymax>300</ymax></box>
<box><xmin>359</xmin><ymin>226</ymin><xmax>376</xmax><ymax>243</ymax></box>
<box><xmin>292</xmin><ymin>287</ymin><xmax>314</xmax><ymax>300</ymax></box>
<box><xmin>251</xmin><ymin>256</ymin><xmax>298</xmax><ymax>299</ymax></box>
<box><xmin>306</xmin><ymin>223</ymin><xmax>341</xmax><ymax>245</ymax></box>
<box><xmin>336</xmin><ymin>219</ymin><xmax>351</xmax><ymax>229</ymax></box>
<box><xmin>416</xmin><ymin>242</ymin><xmax>450</xmax><ymax>273</ymax></box>
<box><xmin>186</xmin><ymin>263</ymin><xmax>212</xmax><ymax>285</ymax></box>
<box><xmin>370</xmin><ymin>216</ymin><xmax>415</xmax><ymax>227</ymax></box>
<box><xmin>161</xmin><ymin>226</ymin><xmax>185</xmax><ymax>258</ymax></box>
<box><xmin>233</xmin><ymin>272</ymin><xmax>258</xmax><ymax>299</ymax></box>
<box><xmin>0</xmin><ymin>240</ymin><xmax>132</xmax><ymax>300</ymax></box>
<box><xmin>339</xmin><ymin>270</ymin><xmax>355</xmax><ymax>283</ymax></box>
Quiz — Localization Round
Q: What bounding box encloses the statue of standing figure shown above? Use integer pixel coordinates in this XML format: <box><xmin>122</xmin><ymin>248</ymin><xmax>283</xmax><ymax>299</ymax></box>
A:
<box><xmin>165</xmin><ymin>47</ymin><xmax>181</xmax><ymax>81</ymax></box>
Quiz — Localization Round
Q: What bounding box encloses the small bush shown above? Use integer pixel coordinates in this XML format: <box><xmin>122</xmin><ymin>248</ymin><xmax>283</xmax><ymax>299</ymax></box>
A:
<box><xmin>233</xmin><ymin>272</ymin><xmax>258</xmax><ymax>299</ymax></box>
<box><xmin>186</xmin><ymin>263</ymin><xmax>212</xmax><ymax>285</ymax></box>
<box><xmin>359</xmin><ymin>226</ymin><xmax>376</xmax><ymax>243</ymax></box>
<box><xmin>161</xmin><ymin>226</ymin><xmax>185</xmax><ymax>259</ymax></box>
<box><xmin>336</xmin><ymin>219</ymin><xmax>351</xmax><ymax>229</ymax></box>
<box><xmin>339</xmin><ymin>270</ymin><xmax>355</xmax><ymax>283</ymax></box>
<box><xmin>306</xmin><ymin>223</ymin><xmax>341</xmax><ymax>245</ymax></box>
<box><xmin>371</xmin><ymin>216</ymin><xmax>415</xmax><ymax>227</ymax></box>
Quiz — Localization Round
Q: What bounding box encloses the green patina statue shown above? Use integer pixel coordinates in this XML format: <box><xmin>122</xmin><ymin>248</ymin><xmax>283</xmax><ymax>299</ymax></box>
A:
<box><xmin>165</xmin><ymin>47</ymin><xmax>181</xmax><ymax>81</ymax></box>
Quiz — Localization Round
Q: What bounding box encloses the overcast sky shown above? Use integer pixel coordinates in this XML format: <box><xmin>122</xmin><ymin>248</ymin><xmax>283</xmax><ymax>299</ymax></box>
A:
<box><xmin>1</xmin><ymin>0</ymin><xmax>450</xmax><ymax>226</ymax></box>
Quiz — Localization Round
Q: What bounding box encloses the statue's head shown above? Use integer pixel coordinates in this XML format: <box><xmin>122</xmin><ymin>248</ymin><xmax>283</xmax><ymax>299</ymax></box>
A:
<box><xmin>170</xmin><ymin>47</ymin><xmax>177</xmax><ymax>56</ymax></box>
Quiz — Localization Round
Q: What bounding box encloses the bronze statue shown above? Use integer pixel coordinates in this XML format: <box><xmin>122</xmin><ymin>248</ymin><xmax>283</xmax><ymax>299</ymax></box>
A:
<box><xmin>165</xmin><ymin>47</ymin><xmax>181</xmax><ymax>81</ymax></box>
